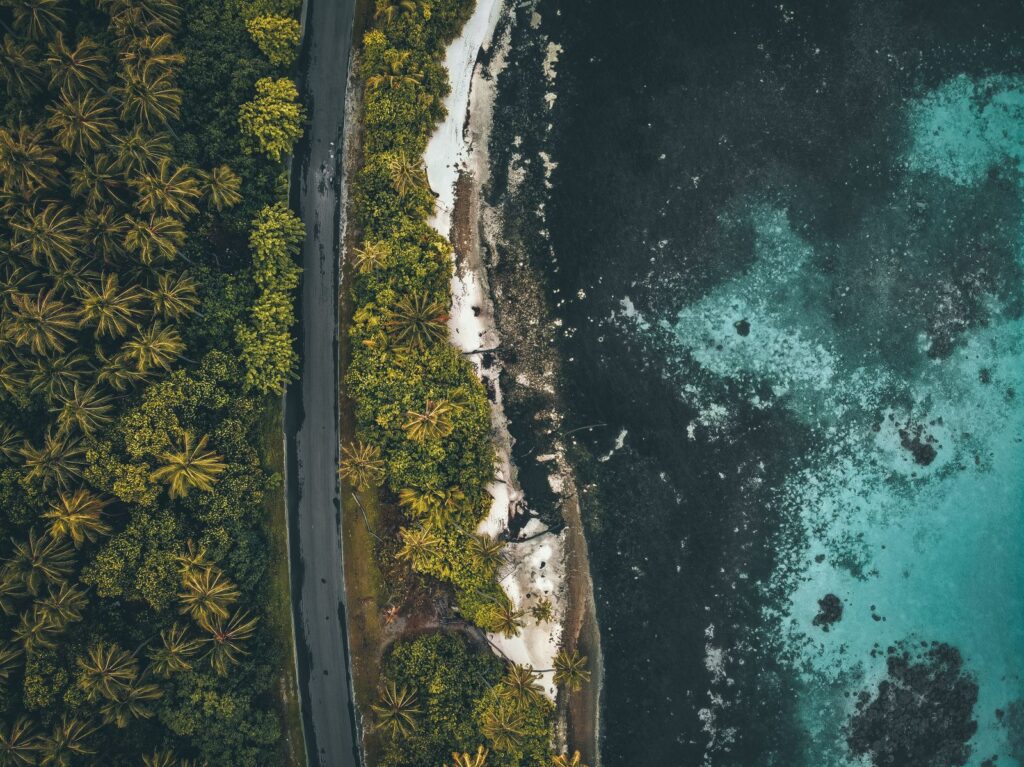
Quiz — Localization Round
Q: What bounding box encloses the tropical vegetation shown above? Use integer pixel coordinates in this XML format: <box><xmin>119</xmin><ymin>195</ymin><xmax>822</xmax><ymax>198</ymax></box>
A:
<box><xmin>348</xmin><ymin>1</ymin><xmax>591</xmax><ymax>766</ymax></box>
<box><xmin>0</xmin><ymin>0</ymin><xmax>305</xmax><ymax>762</ymax></box>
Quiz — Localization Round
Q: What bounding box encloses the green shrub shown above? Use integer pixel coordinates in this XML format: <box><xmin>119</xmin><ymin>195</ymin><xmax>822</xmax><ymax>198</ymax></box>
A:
<box><xmin>238</xmin><ymin>203</ymin><xmax>305</xmax><ymax>393</ymax></box>
<box><xmin>246</xmin><ymin>14</ymin><xmax>302</xmax><ymax>67</ymax></box>
<box><xmin>239</xmin><ymin>76</ymin><xmax>306</xmax><ymax>160</ymax></box>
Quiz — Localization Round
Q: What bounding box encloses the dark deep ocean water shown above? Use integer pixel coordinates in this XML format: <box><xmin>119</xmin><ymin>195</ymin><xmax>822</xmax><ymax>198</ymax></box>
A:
<box><xmin>486</xmin><ymin>1</ymin><xmax>1024</xmax><ymax>765</ymax></box>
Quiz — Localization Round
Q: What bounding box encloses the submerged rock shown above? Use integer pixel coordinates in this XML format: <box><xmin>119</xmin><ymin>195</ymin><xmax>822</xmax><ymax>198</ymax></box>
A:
<box><xmin>812</xmin><ymin>593</ymin><xmax>843</xmax><ymax>631</ymax></box>
<box><xmin>848</xmin><ymin>641</ymin><xmax>979</xmax><ymax>767</ymax></box>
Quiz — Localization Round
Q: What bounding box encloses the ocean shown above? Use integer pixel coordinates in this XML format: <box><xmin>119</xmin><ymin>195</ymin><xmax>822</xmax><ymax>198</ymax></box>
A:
<box><xmin>484</xmin><ymin>1</ymin><xmax>1024</xmax><ymax>765</ymax></box>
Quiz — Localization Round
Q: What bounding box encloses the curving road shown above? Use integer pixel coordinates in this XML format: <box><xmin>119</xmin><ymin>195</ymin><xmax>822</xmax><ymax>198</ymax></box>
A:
<box><xmin>286</xmin><ymin>0</ymin><xmax>359</xmax><ymax>766</ymax></box>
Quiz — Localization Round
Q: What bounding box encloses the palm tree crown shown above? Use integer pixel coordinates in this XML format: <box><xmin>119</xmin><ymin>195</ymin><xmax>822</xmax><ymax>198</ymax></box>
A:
<box><xmin>43</xmin><ymin>488</ymin><xmax>110</xmax><ymax>546</ymax></box>
<box><xmin>371</xmin><ymin>682</ymin><xmax>420</xmax><ymax>738</ymax></box>
<box><xmin>151</xmin><ymin>431</ymin><xmax>226</xmax><ymax>498</ymax></box>
<box><xmin>553</xmin><ymin>649</ymin><xmax>591</xmax><ymax>692</ymax></box>
<box><xmin>386</xmin><ymin>292</ymin><xmax>449</xmax><ymax>350</ymax></box>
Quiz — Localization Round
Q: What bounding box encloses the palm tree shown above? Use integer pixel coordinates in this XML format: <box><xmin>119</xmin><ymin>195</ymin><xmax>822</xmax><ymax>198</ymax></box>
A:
<box><xmin>552</xmin><ymin>649</ymin><xmax>590</xmax><ymax>692</ymax></box>
<box><xmin>0</xmin><ymin>645</ymin><xmax>24</xmax><ymax>683</ymax></box>
<box><xmin>112</xmin><ymin>126</ymin><xmax>173</xmax><ymax>175</ymax></box>
<box><xmin>146</xmin><ymin>271</ymin><xmax>198</xmax><ymax>320</ymax></box>
<box><xmin>11</xmin><ymin>0</ymin><xmax>67</xmax><ymax>41</ymax></box>
<box><xmin>386</xmin><ymin>292</ymin><xmax>448</xmax><ymax>350</ymax></box>
<box><xmin>76</xmin><ymin>642</ymin><xmax>138</xmax><ymax>701</ymax></box>
<box><xmin>12</xmin><ymin>605</ymin><xmax>61</xmax><ymax>651</ymax></box>
<box><xmin>7</xmin><ymin>289</ymin><xmax>78</xmax><ymax>355</ymax></box>
<box><xmin>94</xmin><ymin>347</ymin><xmax>145</xmax><ymax>391</ymax></box>
<box><xmin>112</xmin><ymin>125</ymin><xmax>172</xmax><ymax>171</ymax></box>
<box><xmin>141</xmin><ymin>752</ymin><xmax>202</xmax><ymax>767</ymax></box>
<box><xmin>37</xmin><ymin>582</ymin><xmax>87</xmax><ymax>625</ymax></box>
<box><xmin>0</xmin><ymin>716</ymin><xmax>38</xmax><ymax>766</ymax></box>
<box><xmin>132</xmin><ymin>157</ymin><xmax>202</xmax><ymax>218</ymax></box>
<box><xmin>530</xmin><ymin>597</ymin><xmax>554</xmax><ymax>625</ymax></box>
<box><xmin>352</xmin><ymin>240</ymin><xmax>389</xmax><ymax>274</ymax></box>
<box><xmin>0</xmin><ymin>126</ymin><xmax>59</xmax><ymax>195</ymax></box>
<box><xmin>53</xmin><ymin>383</ymin><xmax>115</xmax><ymax>436</ymax></box>
<box><xmin>366</xmin><ymin>52</ymin><xmax>424</xmax><ymax>90</ymax></box>
<box><xmin>151</xmin><ymin>432</ymin><xmax>226</xmax><ymax>498</ymax></box>
<box><xmin>395</xmin><ymin>526</ymin><xmax>440</xmax><ymax>568</ymax></box>
<box><xmin>174</xmin><ymin>540</ymin><xmax>212</xmax><ymax>577</ymax></box>
<box><xmin>0</xmin><ymin>573</ymin><xmax>25</xmax><ymax>616</ymax></box>
<box><xmin>403</xmin><ymin>399</ymin><xmax>456</xmax><ymax>442</ymax></box>
<box><xmin>10</xmin><ymin>206</ymin><xmax>82</xmax><ymax>271</ymax></box>
<box><xmin>115</xmin><ymin>66</ymin><xmax>182</xmax><ymax>129</ymax></box>
<box><xmin>481</xmin><ymin>703</ymin><xmax>526</xmax><ymax>752</ymax></box>
<box><xmin>199</xmin><ymin>164</ymin><xmax>241</xmax><ymax>210</ymax></box>
<box><xmin>3</xmin><ymin>529</ymin><xmax>75</xmax><ymax>595</ymax></box>
<box><xmin>43</xmin><ymin>488</ymin><xmax>110</xmax><ymax>546</ymax></box>
<box><xmin>147</xmin><ymin>623</ymin><xmax>201</xmax><ymax>676</ymax></box>
<box><xmin>81</xmin><ymin>205</ymin><xmax>129</xmax><ymax>260</ymax></box>
<box><xmin>488</xmin><ymin>595</ymin><xmax>524</xmax><ymax>639</ymax></box>
<box><xmin>28</xmin><ymin>351</ymin><xmax>92</xmax><ymax>403</ymax></box>
<box><xmin>45</xmin><ymin>33</ymin><xmax>107</xmax><ymax>92</ymax></box>
<box><xmin>119</xmin><ymin>32</ymin><xmax>184</xmax><ymax>76</ymax></box>
<box><xmin>36</xmin><ymin>716</ymin><xmax>96</xmax><ymax>767</ymax></box>
<box><xmin>142</xmin><ymin>752</ymin><xmax>175</xmax><ymax>767</ymax></box>
<box><xmin>0</xmin><ymin>425</ymin><xmax>23</xmax><ymax>462</ymax></box>
<box><xmin>122</xmin><ymin>323</ymin><xmax>184</xmax><ymax>372</ymax></box>
<box><xmin>103</xmin><ymin>0</ymin><xmax>182</xmax><ymax>37</ymax></box>
<box><xmin>0</xmin><ymin>36</ymin><xmax>45</xmax><ymax>97</ymax></box>
<box><xmin>46</xmin><ymin>89</ymin><xmax>117</xmax><ymax>156</ymax></box>
<box><xmin>78</xmin><ymin>273</ymin><xmax>142</xmax><ymax>338</ymax></box>
<box><xmin>178</xmin><ymin>566</ymin><xmax>239</xmax><ymax>624</ymax></box>
<box><xmin>202</xmin><ymin>609</ymin><xmax>258</xmax><ymax>676</ymax></box>
<box><xmin>469</xmin><ymin>535</ymin><xmax>505</xmax><ymax>573</ymax></box>
<box><xmin>100</xmin><ymin>677</ymin><xmax>163</xmax><ymax>727</ymax></box>
<box><xmin>70</xmin><ymin>154</ymin><xmax>125</xmax><ymax>207</ymax></box>
<box><xmin>0</xmin><ymin>361</ymin><xmax>27</xmax><ymax>401</ymax></box>
<box><xmin>386</xmin><ymin>151</ymin><xmax>427</xmax><ymax>197</ymax></box>
<box><xmin>449</xmin><ymin>745</ymin><xmax>489</xmax><ymax>767</ymax></box>
<box><xmin>371</xmin><ymin>682</ymin><xmax>420</xmax><ymax>738</ymax></box>
<box><xmin>398</xmin><ymin>486</ymin><xmax>466</xmax><ymax>527</ymax></box>
<box><xmin>339</xmin><ymin>441</ymin><xmax>386</xmax><ymax>491</ymax></box>
<box><xmin>500</xmin><ymin>664</ymin><xmax>544</xmax><ymax>707</ymax></box>
<box><xmin>374</xmin><ymin>0</ymin><xmax>417</xmax><ymax>24</ymax></box>
<box><xmin>551</xmin><ymin>752</ymin><xmax>588</xmax><ymax>767</ymax></box>
<box><xmin>124</xmin><ymin>215</ymin><xmax>186</xmax><ymax>263</ymax></box>
<box><xmin>19</xmin><ymin>431</ymin><xmax>85</xmax><ymax>490</ymax></box>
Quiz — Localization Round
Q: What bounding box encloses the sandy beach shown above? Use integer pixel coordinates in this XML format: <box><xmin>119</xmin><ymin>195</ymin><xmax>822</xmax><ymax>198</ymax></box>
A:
<box><xmin>423</xmin><ymin>0</ymin><xmax>603</xmax><ymax>759</ymax></box>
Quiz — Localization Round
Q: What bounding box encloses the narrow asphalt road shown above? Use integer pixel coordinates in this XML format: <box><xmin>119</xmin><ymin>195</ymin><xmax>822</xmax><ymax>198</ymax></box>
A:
<box><xmin>286</xmin><ymin>0</ymin><xmax>359</xmax><ymax>766</ymax></box>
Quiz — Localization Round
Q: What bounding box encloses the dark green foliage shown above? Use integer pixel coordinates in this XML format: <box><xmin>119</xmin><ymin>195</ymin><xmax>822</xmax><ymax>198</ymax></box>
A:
<box><xmin>378</xmin><ymin>634</ymin><xmax>553</xmax><ymax>767</ymax></box>
<box><xmin>0</xmin><ymin>0</ymin><xmax>304</xmax><ymax>762</ymax></box>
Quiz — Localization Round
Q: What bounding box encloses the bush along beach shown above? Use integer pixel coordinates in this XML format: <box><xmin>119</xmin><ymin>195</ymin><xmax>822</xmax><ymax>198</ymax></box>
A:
<box><xmin>0</xmin><ymin>0</ymin><xmax>304</xmax><ymax>763</ymax></box>
<box><xmin>347</xmin><ymin>2</ymin><xmax>591</xmax><ymax>765</ymax></box>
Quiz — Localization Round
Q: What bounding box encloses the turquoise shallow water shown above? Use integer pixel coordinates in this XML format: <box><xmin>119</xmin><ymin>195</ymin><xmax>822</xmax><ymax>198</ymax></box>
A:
<box><xmin>651</xmin><ymin>76</ymin><xmax>1024</xmax><ymax>765</ymax></box>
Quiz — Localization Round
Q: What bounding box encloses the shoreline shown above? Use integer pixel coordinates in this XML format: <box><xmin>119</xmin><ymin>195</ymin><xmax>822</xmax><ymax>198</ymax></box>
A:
<box><xmin>425</xmin><ymin>0</ymin><xmax>603</xmax><ymax>760</ymax></box>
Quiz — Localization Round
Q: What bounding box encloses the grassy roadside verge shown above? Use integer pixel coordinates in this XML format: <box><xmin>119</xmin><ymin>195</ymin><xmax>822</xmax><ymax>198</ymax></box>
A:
<box><xmin>339</xmin><ymin>37</ymin><xmax>389</xmax><ymax>763</ymax></box>
<box><xmin>260</xmin><ymin>400</ymin><xmax>306</xmax><ymax>767</ymax></box>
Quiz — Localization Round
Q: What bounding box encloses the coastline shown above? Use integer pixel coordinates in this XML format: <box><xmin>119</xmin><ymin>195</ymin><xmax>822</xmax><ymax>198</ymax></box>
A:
<box><xmin>424</xmin><ymin>0</ymin><xmax>603</xmax><ymax>760</ymax></box>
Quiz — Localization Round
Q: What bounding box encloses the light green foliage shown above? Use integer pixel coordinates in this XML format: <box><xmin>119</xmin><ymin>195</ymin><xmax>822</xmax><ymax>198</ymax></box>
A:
<box><xmin>238</xmin><ymin>76</ymin><xmax>306</xmax><ymax>160</ymax></box>
<box><xmin>238</xmin><ymin>0</ymin><xmax>302</xmax><ymax>19</ymax></box>
<box><xmin>237</xmin><ymin>202</ymin><xmax>304</xmax><ymax>393</ymax></box>
<box><xmin>246</xmin><ymin>15</ymin><xmax>301</xmax><ymax>67</ymax></box>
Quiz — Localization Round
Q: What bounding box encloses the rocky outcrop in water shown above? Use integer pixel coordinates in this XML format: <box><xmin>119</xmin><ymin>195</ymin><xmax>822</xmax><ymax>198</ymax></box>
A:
<box><xmin>848</xmin><ymin>641</ymin><xmax>978</xmax><ymax>767</ymax></box>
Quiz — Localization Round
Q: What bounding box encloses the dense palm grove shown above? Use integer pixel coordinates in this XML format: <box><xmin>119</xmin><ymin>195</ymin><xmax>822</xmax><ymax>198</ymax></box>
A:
<box><xmin>0</xmin><ymin>0</ymin><xmax>303</xmax><ymax>763</ymax></box>
<box><xmin>345</xmin><ymin>2</ymin><xmax>590</xmax><ymax>766</ymax></box>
